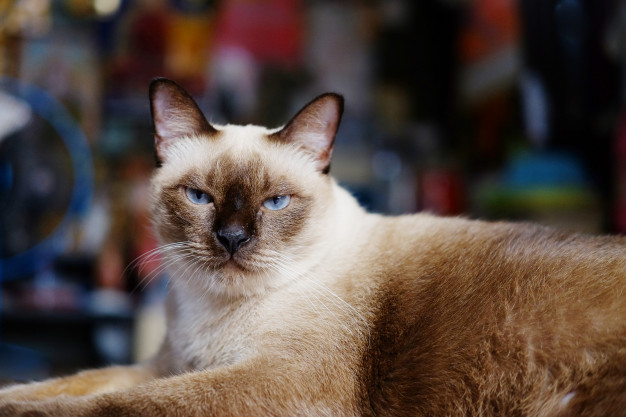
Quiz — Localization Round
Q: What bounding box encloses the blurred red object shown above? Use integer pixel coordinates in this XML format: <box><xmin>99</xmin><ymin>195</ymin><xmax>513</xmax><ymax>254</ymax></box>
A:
<box><xmin>419</xmin><ymin>168</ymin><xmax>465</xmax><ymax>216</ymax></box>
<box><xmin>459</xmin><ymin>0</ymin><xmax>519</xmax><ymax>64</ymax></box>
<box><xmin>213</xmin><ymin>0</ymin><xmax>303</xmax><ymax>67</ymax></box>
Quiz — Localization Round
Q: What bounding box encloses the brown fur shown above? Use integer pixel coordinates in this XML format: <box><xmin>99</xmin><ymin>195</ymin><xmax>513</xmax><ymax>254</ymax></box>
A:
<box><xmin>1</xmin><ymin>78</ymin><xmax>624</xmax><ymax>416</ymax></box>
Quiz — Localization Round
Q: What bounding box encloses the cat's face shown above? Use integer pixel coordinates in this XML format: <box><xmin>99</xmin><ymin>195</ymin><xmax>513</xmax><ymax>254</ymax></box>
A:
<box><xmin>149</xmin><ymin>79</ymin><xmax>343</xmax><ymax>297</ymax></box>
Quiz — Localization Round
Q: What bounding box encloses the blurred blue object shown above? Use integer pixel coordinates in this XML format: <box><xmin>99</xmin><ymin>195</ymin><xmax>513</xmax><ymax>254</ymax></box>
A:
<box><xmin>476</xmin><ymin>150</ymin><xmax>599</xmax><ymax>230</ymax></box>
<box><xmin>504</xmin><ymin>151</ymin><xmax>587</xmax><ymax>188</ymax></box>
<box><xmin>0</xmin><ymin>160</ymin><xmax>11</xmax><ymax>198</ymax></box>
<box><xmin>0</xmin><ymin>343</ymin><xmax>49</xmax><ymax>382</ymax></box>
<box><xmin>0</xmin><ymin>77</ymin><xmax>94</xmax><ymax>281</ymax></box>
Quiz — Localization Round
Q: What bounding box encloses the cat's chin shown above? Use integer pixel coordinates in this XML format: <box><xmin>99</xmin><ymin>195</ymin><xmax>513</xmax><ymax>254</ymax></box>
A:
<box><xmin>200</xmin><ymin>259</ymin><xmax>276</xmax><ymax>299</ymax></box>
<box><xmin>171</xmin><ymin>252</ymin><xmax>287</xmax><ymax>299</ymax></box>
<box><xmin>220</xmin><ymin>259</ymin><xmax>247</xmax><ymax>274</ymax></box>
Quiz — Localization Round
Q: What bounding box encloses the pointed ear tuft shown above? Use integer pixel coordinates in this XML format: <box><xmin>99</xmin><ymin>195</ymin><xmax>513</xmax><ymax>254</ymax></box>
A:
<box><xmin>269</xmin><ymin>93</ymin><xmax>344</xmax><ymax>173</ymax></box>
<box><xmin>149</xmin><ymin>78</ymin><xmax>217</xmax><ymax>166</ymax></box>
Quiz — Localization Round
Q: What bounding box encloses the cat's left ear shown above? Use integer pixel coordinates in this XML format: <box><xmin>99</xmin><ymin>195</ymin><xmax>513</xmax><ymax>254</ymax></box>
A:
<box><xmin>270</xmin><ymin>93</ymin><xmax>344</xmax><ymax>174</ymax></box>
<box><xmin>149</xmin><ymin>78</ymin><xmax>217</xmax><ymax>166</ymax></box>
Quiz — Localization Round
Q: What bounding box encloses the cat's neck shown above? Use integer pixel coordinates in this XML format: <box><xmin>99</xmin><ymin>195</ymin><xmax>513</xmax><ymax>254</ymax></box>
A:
<box><xmin>299</xmin><ymin>180</ymin><xmax>374</xmax><ymax>269</ymax></box>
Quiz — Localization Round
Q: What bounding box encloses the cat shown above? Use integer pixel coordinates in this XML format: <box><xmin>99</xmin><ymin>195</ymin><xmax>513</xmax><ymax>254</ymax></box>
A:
<box><xmin>0</xmin><ymin>77</ymin><xmax>625</xmax><ymax>417</ymax></box>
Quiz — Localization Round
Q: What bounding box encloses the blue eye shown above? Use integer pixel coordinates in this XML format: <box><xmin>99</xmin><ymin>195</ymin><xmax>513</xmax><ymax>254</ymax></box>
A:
<box><xmin>263</xmin><ymin>195</ymin><xmax>291</xmax><ymax>211</ymax></box>
<box><xmin>185</xmin><ymin>187</ymin><xmax>212</xmax><ymax>205</ymax></box>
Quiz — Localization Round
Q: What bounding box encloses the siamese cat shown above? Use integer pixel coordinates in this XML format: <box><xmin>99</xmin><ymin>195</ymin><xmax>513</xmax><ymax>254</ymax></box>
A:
<box><xmin>0</xmin><ymin>78</ymin><xmax>625</xmax><ymax>417</ymax></box>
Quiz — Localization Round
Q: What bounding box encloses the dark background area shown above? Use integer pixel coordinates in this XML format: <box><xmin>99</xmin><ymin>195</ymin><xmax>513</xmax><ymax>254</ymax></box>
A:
<box><xmin>0</xmin><ymin>0</ymin><xmax>624</xmax><ymax>382</ymax></box>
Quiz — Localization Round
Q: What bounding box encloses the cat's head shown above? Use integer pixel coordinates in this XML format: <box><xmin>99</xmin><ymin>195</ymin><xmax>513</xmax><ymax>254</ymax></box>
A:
<box><xmin>148</xmin><ymin>78</ymin><xmax>344</xmax><ymax>298</ymax></box>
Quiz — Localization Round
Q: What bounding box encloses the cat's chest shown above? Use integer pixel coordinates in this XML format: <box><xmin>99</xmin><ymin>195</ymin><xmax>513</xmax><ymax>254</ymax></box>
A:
<box><xmin>167</xmin><ymin>292</ymin><xmax>264</xmax><ymax>371</ymax></box>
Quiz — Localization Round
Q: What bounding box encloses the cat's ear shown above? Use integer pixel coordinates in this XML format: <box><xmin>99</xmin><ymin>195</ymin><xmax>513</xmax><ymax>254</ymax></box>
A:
<box><xmin>149</xmin><ymin>78</ymin><xmax>217</xmax><ymax>165</ymax></box>
<box><xmin>270</xmin><ymin>93</ymin><xmax>344</xmax><ymax>174</ymax></box>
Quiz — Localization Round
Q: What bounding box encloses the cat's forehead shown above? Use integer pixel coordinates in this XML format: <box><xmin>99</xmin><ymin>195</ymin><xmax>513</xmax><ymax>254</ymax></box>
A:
<box><xmin>156</xmin><ymin>124</ymin><xmax>318</xmax><ymax>188</ymax></box>
<box><xmin>215</xmin><ymin>124</ymin><xmax>278</xmax><ymax>146</ymax></box>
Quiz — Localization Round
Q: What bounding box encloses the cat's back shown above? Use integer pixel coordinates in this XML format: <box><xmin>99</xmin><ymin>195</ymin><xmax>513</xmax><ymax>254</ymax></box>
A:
<box><xmin>368</xmin><ymin>213</ymin><xmax>625</xmax><ymax>294</ymax></box>
<box><xmin>358</xmin><ymin>214</ymin><xmax>626</xmax><ymax>416</ymax></box>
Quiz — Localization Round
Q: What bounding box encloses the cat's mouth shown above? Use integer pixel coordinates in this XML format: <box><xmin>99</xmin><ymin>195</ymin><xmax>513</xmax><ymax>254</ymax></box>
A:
<box><xmin>216</xmin><ymin>250</ymin><xmax>258</xmax><ymax>274</ymax></box>
<box><xmin>221</xmin><ymin>258</ymin><xmax>247</xmax><ymax>273</ymax></box>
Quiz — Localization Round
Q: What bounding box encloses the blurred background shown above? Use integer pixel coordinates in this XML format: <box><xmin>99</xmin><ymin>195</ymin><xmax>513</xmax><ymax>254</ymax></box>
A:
<box><xmin>0</xmin><ymin>0</ymin><xmax>625</xmax><ymax>382</ymax></box>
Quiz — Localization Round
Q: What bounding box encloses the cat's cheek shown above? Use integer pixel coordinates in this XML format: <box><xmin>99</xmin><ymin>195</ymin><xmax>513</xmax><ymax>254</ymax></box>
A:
<box><xmin>191</xmin><ymin>209</ymin><xmax>217</xmax><ymax>246</ymax></box>
<box><xmin>254</xmin><ymin>209</ymin><xmax>264</xmax><ymax>238</ymax></box>
<box><xmin>154</xmin><ymin>207</ymin><xmax>202</xmax><ymax>245</ymax></box>
<box><xmin>277</xmin><ymin>199</ymin><xmax>312</xmax><ymax>246</ymax></box>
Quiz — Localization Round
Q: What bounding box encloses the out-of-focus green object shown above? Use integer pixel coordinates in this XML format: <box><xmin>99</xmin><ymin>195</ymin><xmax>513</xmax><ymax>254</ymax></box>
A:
<box><xmin>477</xmin><ymin>151</ymin><xmax>602</xmax><ymax>233</ymax></box>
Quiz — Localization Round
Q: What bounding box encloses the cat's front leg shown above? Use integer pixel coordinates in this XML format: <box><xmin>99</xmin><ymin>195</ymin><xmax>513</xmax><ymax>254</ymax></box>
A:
<box><xmin>3</xmin><ymin>357</ymin><xmax>360</xmax><ymax>417</ymax></box>
<box><xmin>0</xmin><ymin>395</ymin><xmax>98</xmax><ymax>417</ymax></box>
<box><xmin>0</xmin><ymin>365</ymin><xmax>160</xmax><ymax>417</ymax></box>
<box><xmin>0</xmin><ymin>391</ymin><xmax>164</xmax><ymax>417</ymax></box>
<box><xmin>0</xmin><ymin>364</ymin><xmax>157</xmax><ymax>402</ymax></box>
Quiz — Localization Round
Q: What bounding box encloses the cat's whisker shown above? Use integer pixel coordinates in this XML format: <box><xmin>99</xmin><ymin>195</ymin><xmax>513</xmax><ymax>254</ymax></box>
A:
<box><xmin>206</xmin><ymin>246</ymin><xmax>368</xmax><ymax>339</ymax></box>
<box><xmin>265</xmin><ymin>264</ymin><xmax>325</xmax><ymax>319</ymax></box>
<box><xmin>133</xmin><ymin>263</ymin><xmax>167</xmax><ymax>291</ymax></box>
<box><xmin>125</xmin><ymin>242</ymin><xmax>187</xmax><ymax>279</ymax></box>
<box><xmin>133</xmin><ymin>243</ymin><xmax>204</xmax><ymax>292</ymax></box>
<box><xmin>267</xmin><ymin>251</ymin><xmax>371</xmax><ymax>340</ymax></box>
<box><xmin>130</xmin><ymin>242</ymin><xmax>191</xmax><ymax>271</ymax></box>
<box><xmin>264</xmin><ymin>258</ymin><xmax>366</xmax><ymax>339</ymax></box>
<box><xmin>186</xmin><ymin>261</ymin><xmax>208</xmax><ymax>295</ymax></box>
<box><xmin>144</xmin><ymin>248</ymin><xmax>193</xmax><ymax>276</ymax></box>
<box><xmin>178</xmin><ymin>255</ymin><xmax>208</xmax><ymax>288</ymax></box>
<box><xmin>133</xmin><ymin>251</ymin><xmax>195</xmax><ymax>294</ymax></box>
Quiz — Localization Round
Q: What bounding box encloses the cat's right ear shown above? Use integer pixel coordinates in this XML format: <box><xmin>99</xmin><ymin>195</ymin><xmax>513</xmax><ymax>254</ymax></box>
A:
<box><xmin>269</xmin><ymin>93</ymin><xmax>344</xmax><ymax>174</ymax></box>
<box><xmin>149</xmin><ymin>78</ymin><xmax>217</xmax><ymax>166</ymax></box>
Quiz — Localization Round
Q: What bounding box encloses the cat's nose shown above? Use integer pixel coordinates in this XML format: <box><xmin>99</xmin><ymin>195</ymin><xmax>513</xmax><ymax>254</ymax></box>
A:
<box><xmin>216</xmin><ymin>224</ymin><xmax>251</xmax><ymax>255</ymax></box>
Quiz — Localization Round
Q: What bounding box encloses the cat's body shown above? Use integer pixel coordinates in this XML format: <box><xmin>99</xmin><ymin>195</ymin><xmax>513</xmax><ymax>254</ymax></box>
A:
<box><xmin>1</xmin><ymin>79</ymin><xmax>625</xmax><ymax>416</ymax></box>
